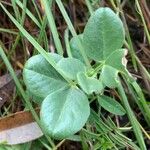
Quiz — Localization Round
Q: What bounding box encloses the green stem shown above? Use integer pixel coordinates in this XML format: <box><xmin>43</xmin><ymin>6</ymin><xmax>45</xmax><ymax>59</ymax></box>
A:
<box><xmin>123</xmin><ymin>75</ymin><xmax>150</xmax><ymax>126</ymax></box>
<box><xmin>135</xmin><ymin>55</ymin><xmax>150</xmax><ymax>81</ymax></box>
<box><xmin>31</xmin><ymin>0</ymin><xmax>42</xmax><ymax>22</ymax></box>
<box><xmin>132</xmin><ymin>81</ymin><xmax>150</xmax><ymax>126</ymax></box>
<box><xmin>85</xmin><ymin>0</ymin><xmax>93</xmax><ymax>15</ymax></box>
<box><xmin>135</xmin><ymin>0</ymin><xmax>150</xmax><ymax>45</ymax></box>
<box><xmin>42</xmin><ymin>0</ymin><xmax>64</xmax><ymax>55</ymax></box>
<box><xmin>117</xmin><ymin>80</ymin><xmax>146</xmax><ymax>150</ymax></box>
<box><xmin>64</xmin><ymin>28</ymin><xmax>72</xmax><ymax>58</ymax></box>
<box><xmin>55</xmin><ymin>0</ymin><xmax>91</xmax><ymax>67</ymax></box>
<box><xmin>33</xmin><ymin>16</ymin><xmax>49</xmax><ymax>55</ymax></box>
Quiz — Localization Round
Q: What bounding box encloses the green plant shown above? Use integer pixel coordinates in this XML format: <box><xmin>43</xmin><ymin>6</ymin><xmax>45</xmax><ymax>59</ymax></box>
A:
<box><xmin>23</xmin><ymin>7</ymin><xmax>128</xmax><ymax>138</ymax></box>
<box><xmin>1</xmin><ymin>2</ymin><xmax>146</xmax><ymax>148</ymax></box>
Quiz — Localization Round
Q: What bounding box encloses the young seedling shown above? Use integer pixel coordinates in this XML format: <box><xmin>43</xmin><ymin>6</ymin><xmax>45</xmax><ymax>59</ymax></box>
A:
<box><xmin>23</xmin><ymin>7</ymin><xmax>146</xmax><ymax>149</ymax></box>
<box><xmin>23</xmin><ymin>7</ymin><xmax>124</xmax><ymax>137</ymax></box>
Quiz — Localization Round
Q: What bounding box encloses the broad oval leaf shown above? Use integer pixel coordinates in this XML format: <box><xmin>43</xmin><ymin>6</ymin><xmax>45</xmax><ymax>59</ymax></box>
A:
<box><xmin>70</xmin><ymin>34</ymin><xmax>85</xmax><ymax>63</ymax></box>
<box><xmin>40</xmin><ymin>87</ymin><xmax>90</xmax><ymax>139</ymax></box>
<box><xmin>98</xmin><ymin>95</ymin><xmax>126</xmax><ymax>116</ymax></box>
<box><xmin>77</xmin><ymin>72</ymin><xmax>104</xmax><ymax>94</ymax></box>
<box><xmin>56</xmin><ymin>58</ymin><xmax>86</xmax><ymax>80</ymax></box>
<box><xmin>83</xmin><ymin>7</ymin><xmax>125</xmax><ymax>61</ymax></box>
<box><xmin>23</xmin><ymin>53</ymin><xmax>68</xmax><ymax>103</ymax></box>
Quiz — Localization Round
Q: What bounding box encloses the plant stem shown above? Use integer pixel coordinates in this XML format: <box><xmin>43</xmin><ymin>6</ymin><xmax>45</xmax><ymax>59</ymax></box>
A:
<box><xmin>85</xmin><ymin>0</ymin><xmax>93</xmax><ymax>15</ymax></box>
<box><xmin>132</xmin><ymin>81</ymin><xmax>150</xmax><ymax>125</ymax></box>
<box><xmin>33</xmin><ymin>16</ymin><xmax>49</xmax><ymax>54</ymax></box>
<box><xmin>123</xmin><ymin>75</ymin><xmax>150</xmax><ymax>126</ymax></box>
<box><xmin>64</xmin><ymin>28</ymin><xmax>72</xmax><ymax>58</ymax></box>
<box><xmin>135</xmin><ymin>0</ymin><xmax>150</xmax><ymax>45</ymax></box>
<box><xmin>16</xmin><ymin>0</ymin><xmax>41</xmax><ymax>28</ymax></box>
<box><xmin>117</xmin><ymin>80</ymin><xmax>146</xmax><ymax>150</ymax></box>
<box><xmin>135</xmin><ymin>55</ymin><xmax>150</xmax><ymax>81</ymax></box>
<box><xmin>55</xmin><ymin>0</ymin><xmax>91</xmax><ymax>67</ymax></box>
<box><xmin>42</xmin><ymin>0</ymin><xmax>64</xmax><ymax>55</ymax></box>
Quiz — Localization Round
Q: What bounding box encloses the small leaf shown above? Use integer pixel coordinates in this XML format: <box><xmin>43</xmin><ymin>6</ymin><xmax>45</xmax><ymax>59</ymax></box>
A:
<box><xmin>40</xmin><ymin>87</ymin><xmax>90</xmax><ymax>139</ymax></box>
<box><xmin>56</xmin><ymin>58</ymin><xmax>86</xmax><ymax>80</ymax></box>
<box><xmin>83</xmin><ymin>7</ymin><xmax>125</xmax><ymax>61</ymax></box>
<box><xmin>100</xmin><ymin>49</ymin><xmax>128</xmax><ymax>88</ymax></box>
<box><xmin>105</xmin><ymin>49</ymin><xmax>128</xmax><ymax>71</ymax></box>
<box><xmin>101</xmin><ymin>65</ymin><xmax>119</xmax><ymax>88</ymax></box>
<box><xmin>77</xmin><ymin>72</ymin><xmax>104</xmax><ymax>94</ymax></box>
<box><xmin>98</xmin><ymin>95</ymin><xmax>126</xmax><ymax>116</ymax></box>
<box><xmin>23</xmin><ymin>53</ymin><xmax>68</xmax><ymax>103</ymax></box>
<box><xmin>70</xmin><ymin>34</ymin><xmax>85</xmax><ymax>63</ymax></box>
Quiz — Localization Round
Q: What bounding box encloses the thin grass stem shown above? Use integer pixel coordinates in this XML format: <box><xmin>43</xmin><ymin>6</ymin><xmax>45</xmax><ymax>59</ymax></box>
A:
<box><xmin>117</xmin><ymin>80</ymin><xmax>146</xmax><ymax>150</ymax></box>
<box><xmin>42</xmin><ymin>0</ymin><xmax>64</xmax><ymax>55</ymax></box>
<box><xmin>55</xmin><ymin>0</ymin><xmax>91</xmax><ymax>67</ymax></box>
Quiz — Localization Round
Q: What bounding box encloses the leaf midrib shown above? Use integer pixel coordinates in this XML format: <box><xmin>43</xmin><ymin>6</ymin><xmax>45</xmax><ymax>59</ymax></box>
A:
<box><xmin>52</xmin><ymin>88</ymin><xmax>75</xmax><ymax>135</ymax></box>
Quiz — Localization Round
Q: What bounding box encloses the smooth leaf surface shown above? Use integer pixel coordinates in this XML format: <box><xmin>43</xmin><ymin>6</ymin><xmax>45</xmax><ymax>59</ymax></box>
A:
<box><xmin>77</xmin><ymin>72</ymin><xmax>104</xmax><ymax>94</ymax></box>
<box><xmin>41</xmin><ymin>87</ymin><xmax>90</xmax><ymax>139</ymax></box>
<box><xmin>98</xmin><ymin>95</ymin><xmax>126</xmax><ymax>115</ymax></box>
<box><xmin>100</xmin><ymin>49</ymin><xmax>128</xmax><ymax>88</ymax></box>
<box><xmin>56</xmin><ymin>58</ymin><xmax>86</xmax><ymax>80</ymax></box>
<box><xmin>23</xmin><ymin>53</ymin><xmax>68</xmax><ymax>103</ymax></box>
<box><xmin>101</xmin><ymin>65</ymin><xmax>119</xmax><ymax>88</ymax></box>
<box><xmin>83</xmin><ymin>7</ymin><xmax>125</xmax><ymax>61</ymax></box>
<box><xmin>70</xmin><ymin>34</ymin><xmax>85</xmax><ymax>63</ymax></box>
<box><xmin>105</xmin><ymin>49</ymin><xmax>128</xmax><ymax>71</ymax></box>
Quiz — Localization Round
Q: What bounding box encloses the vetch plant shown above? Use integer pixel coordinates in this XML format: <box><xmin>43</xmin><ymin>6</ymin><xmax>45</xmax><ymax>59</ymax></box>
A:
<box><xmin>23</xmin><ymin>7</ymin><xmax>127</xmax><ymax>139</ymax></box>
<box><xmin>22</xmin><ymin>8</ymin><xmax>146</xmax><ymax>149</ymax></box>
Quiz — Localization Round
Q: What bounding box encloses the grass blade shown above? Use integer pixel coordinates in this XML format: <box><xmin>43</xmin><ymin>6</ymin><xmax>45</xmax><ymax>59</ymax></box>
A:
<box><xmin>0</xmin><ymin>2</ymin><xmax>73</xmax><ymax>85</ymax></box>
<box><xmin>41</xmin><ymin>0</ymin><xmax>64</xmax><ymax>55</ymax></box>
<box><xmin>55</xmin><ymin>0</ymin><xmax>91</xmax><ymax>67</ymax></box>
<box><xmin>117</xmin><ymin>80</ymin><xmax>146</xmax><ymax>150</ymax></box>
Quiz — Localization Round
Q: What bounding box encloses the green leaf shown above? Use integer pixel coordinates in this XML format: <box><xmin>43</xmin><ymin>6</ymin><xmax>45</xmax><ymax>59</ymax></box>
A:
<box><xmin>100</xmin><ymin>49</ymin><xmax>128</xmax><ymax>88</ymax></box>
<box><xmin>101</xmin><ymin>65</ymin><xmax>119</xmax><ymax>88</ymax></box>
<box><xmin>83</xmin><ymin>7</ymin><xmax>125</xmax><ymax>61</ymax></box>
<box><xmin>56</xmin><ymin>58</ymin><xmax>86</xmax><ymax>80</ymax></box>
<box><xmin>70</xmin><ymin>34</ymin><xmax>85</xmax><ymax>63</ymax></box>
<box><xmin>40</xmin><ymin>87</ymin><xmax>90</xmax><ymax>139</ymax></box>
<box><xmin>23</xmin><ymin>53</ymin><xmax>68</xmax><ymax>103</ymax></box>
<box><xmin>105</xmin><ymin>49</ymin><xmax>128</xmax><ymax>71</ymax></box>
<box><xmin>77</xmin><ymin>72</ymin><xmax>104</xmax><ymax>94</ymax></box>
<box><xmin>26</xmin><ymin>91</ymin><xmax>43</xmax><ymax>104</ymax></box>
<box><xmin>98</xmin><ymin>95</ymin><xmax>126</xmax><ymax>116</ymax></box>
